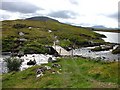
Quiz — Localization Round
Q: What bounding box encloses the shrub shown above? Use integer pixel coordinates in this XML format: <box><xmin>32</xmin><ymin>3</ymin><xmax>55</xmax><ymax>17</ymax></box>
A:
<box><xmin>91</xmin><ymin>46</ymin><xmax>102</xmax><ymax>51</ymax></box>
<box><xmin>112</xmin><ymin>49</ymin><xmax>120</xmax><ymax>54</ymax></box>
<box><xmin>4</xmin><ymin>57</ymin><xmax>22</xmax><ymax>72</ymax></box>
<box><xmin>13</xmin><ymin>24</ymin><xmax>27</xmax><ymax>29</ymax></box>
<box><xmin>23</xmin><ymin>46</ymin><xmax>49</xmax><ymax>54</ymax></box>
<box><xmin>2</xmin><ymin>38</ymin><xmax>15</xmax><ymax>52</ymax></box>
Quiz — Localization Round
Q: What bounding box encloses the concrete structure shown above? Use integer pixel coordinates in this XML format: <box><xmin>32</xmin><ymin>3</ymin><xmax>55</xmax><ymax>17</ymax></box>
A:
<box><xmin>52</xmin><ymin>45</ymin><xmax>71</xmax><ymax>56</ymax></box>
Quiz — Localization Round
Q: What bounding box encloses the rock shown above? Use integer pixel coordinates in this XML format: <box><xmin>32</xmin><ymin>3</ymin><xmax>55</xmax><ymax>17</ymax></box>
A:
<box><xmin>52</xmin><ymin>72</ymin><xmax>55</xmax><ymax>74</ymax></box>
<box><xmin>48</xmin><ymin>57</ymin><xmax>52</xmax><ymax>62</ymax></box>
<box><xmin>36</xmin><ymin>67</ymin><xmax>47</xmax><ymax>74</ymax></box>
<box><xmin>44</xmin><ymin>66</ymin><xmax>51</xmax><ymax>70</ymax></box>
<box><xmin>52</xmin><ymin>63</ymin><xmax>61</xmax><ymax>68</ymax></box>
<box><xmin>36</xmin><ymin>73</ymin><xmax>43</xmax><ymax>78</ymax></box>
<box><xmin>49</xmin><ymin>69</ymin><xmax>56</xmax><ymax>74</ymax></box>
<box><xmin>20</xmin><ymin>59</ymin><xmax>24</xmax><ymax>62</ymax></box>
<box><xmin>41</xmin><ymin>67</ymin><xmax>47</xmax><ymax>72</ymax></box>
<box><xmin>36</xmin><ymin>68</ymin><xmax>43</xmax><ymax>74</ymax></box>
<box><xmin>28</xmin><ymin>27</ymin><xmax>32</xmax><ymax>29</ymax></box>
<box><xmin>57</xmin><ymin>71</ymin><xmax>61</xmax><ymax>74</ymax></box>
<box><xmin>27</xmin><ymin>60</ymin><xmax>36</xmax><ymax>65</ymax></box>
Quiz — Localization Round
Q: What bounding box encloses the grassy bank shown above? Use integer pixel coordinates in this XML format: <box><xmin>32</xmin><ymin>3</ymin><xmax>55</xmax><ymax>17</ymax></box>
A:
<box><xmin>93</xmin><ymin>29</ymin><xmax>120</xmax><ymax>33</ymax></box>
<box><xmin>112</xmin><ymin>45</ymin><xmax>120</xmax><ymax>54</ymax></box>
<box><xmin>2</xmin><ymin>57</ymin><xmax>119</xmax><ymax>88</ymax></box>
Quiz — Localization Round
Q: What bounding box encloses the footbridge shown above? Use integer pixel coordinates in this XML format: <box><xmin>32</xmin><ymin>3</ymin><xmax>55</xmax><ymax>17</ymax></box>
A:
<box><xmin>52</xmin><ymin>45</ymin><xmax>71</xmax><ymax>56</ymax></box>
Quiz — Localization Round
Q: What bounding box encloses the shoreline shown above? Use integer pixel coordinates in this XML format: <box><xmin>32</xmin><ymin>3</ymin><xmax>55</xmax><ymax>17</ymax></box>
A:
<box><xmin>93</xmin><ymin>30</ymin><xmax>120</xmax><ymax>33</ymax></box>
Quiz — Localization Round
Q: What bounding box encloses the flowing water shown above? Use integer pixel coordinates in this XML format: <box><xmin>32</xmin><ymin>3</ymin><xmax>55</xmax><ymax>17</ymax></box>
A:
<box><xmin>71</xmin><ymin>31</ymin><xmax>120</xmax><ymax>62</ymax></box>
<box><xmin>71</xmin><ymin>46</ymin><xmax>119</xmax><ymax>61</ymax></box>
<box><xmin>1</xmin><ymin>31</ymin><xmax>119</xmax><ymax>73</ymax></box>
<box><xmin>0</xmin><ymin>54</ymin><xmax>56</xmax><ymax>73</ymax></box>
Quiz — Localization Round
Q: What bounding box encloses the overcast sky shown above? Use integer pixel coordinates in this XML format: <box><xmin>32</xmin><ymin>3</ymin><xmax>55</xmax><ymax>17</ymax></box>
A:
<box><xmin>0</xmin><ymin>0</ymin><xmax>119</xmax><ymax>28</ymax></box>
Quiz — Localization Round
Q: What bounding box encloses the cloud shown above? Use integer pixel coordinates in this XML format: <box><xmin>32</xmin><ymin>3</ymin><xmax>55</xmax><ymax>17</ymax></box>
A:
<box><xmin>68</xmin><ymin>0</ymin><xmax>78</xmax><ymax>5</ymax></box>
<box><xmin>108</xmin><ymin>13</ymin><xmax>118</xmax><ymax>20</ymax></box>
<box><xmin>0</xmin><ymin>14</ymin><xmax>10</xmax><ymax>20</ymax></box>
<box><xmin>48</xmin><ymin>10</ymin><xmax>77</xmax><ymax>19</ymax></box>
<box><xmin>0</xmin><ymin>2</ymin><xmax>42</xmax><ymax>13</ymax></box>
<box><xmin>0</xmin><ymin>0</ymin><xmax>118</xmax><ymax>28</ymax></box>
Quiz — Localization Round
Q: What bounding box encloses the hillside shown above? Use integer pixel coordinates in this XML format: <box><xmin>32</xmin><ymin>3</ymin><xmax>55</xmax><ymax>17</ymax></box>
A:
<box><xmin>92</xmin><ymin>29</ymin><xmax>120</xmax><ymax>33</ymax></box>
<box><xmin>1</xmin><ymin>17</ymin><xmax>119</xmax><ymax>88</ymax></box>
<box><xmin>2</xmin><ymin>16</ymin><xmax>106</xmax><ymax>53</ymax></box>
<box><xmin>2</xmin><ymin>57</ymin><xmax>119</xmax><ymax>88</ymax></box>
<box><xmin>26</xmin><ymin>16</ymin><xmax>59</xmax><ymax>22</ymax></box>
<box><xmin>92</xmin><ymin>25</ymin><xmax>107</xmax><ymax>29</ymax></box>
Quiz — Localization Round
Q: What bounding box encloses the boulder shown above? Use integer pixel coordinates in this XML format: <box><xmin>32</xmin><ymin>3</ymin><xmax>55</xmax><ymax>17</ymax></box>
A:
<box><xmin>27</xmin><ymin>60</ymin><xmax>36</xmax><ymax>65</ymax></box>
<box><xmin>52</xmin><ymin>63</ymin><xmax>61</xmax><ymax>68</ymax></box>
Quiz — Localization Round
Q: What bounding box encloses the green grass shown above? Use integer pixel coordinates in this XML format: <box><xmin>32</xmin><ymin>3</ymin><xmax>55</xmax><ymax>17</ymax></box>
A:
<box><xmin>2</xmin><ymin>57</ymin><xmax>119</xmax><ymax>88</ymax></box>
<box><xmin>2</xmin><ymin>20</ymin><xmax>105</xmax><ymax>52</ymax></box>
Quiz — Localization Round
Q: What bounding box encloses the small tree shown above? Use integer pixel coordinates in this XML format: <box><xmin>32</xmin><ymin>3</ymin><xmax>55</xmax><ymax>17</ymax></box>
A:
<box><xmin>4</xmin><ymin>57</ymin><xmax>22</xmax><ymax>72</ymax></box>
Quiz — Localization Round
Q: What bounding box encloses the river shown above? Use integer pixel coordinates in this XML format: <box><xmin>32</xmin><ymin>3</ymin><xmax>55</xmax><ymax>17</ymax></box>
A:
<box><xmin>94</xmin><ymin>31</ymin><xmax>120</xmax><ymax>44</ymax></box>
<box><xmin>72</xmin><ymin>46</ymin><xmax>119</xmax><ymax>62</ymax></box>
<box><xmin>71</xmin><ymin>31</ymin><xmax>120</xmax><ymax>62</ymax></box>
<box><xmin>1</xmin><ymin>31</ymin><xmax>119</xmax><ymax>74</ymax></box>
<box><xmin>0</xmin><ymin>54</ymin><xmax>56</xmax><ymax>74</ymax></box>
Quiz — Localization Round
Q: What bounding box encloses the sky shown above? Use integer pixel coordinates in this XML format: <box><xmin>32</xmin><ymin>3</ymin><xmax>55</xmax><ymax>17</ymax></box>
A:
<box><xmin>0</xmin><ymin>0</ymin><xmax>119</xmax><ymax>28</ymax></box>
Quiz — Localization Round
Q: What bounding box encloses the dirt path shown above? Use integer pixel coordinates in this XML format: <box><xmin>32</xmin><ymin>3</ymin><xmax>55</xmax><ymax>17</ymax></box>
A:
<box><xmin>90</xmin><ymin>79</ymin><xmax>118</xmax><ymax>88</ymax></box>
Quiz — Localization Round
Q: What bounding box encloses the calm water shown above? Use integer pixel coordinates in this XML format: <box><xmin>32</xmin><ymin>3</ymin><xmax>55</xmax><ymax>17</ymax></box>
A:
<box><xmin>94</xmin><ymin>31</ymin><xmax>120</xmax><ymax>44</ymax></box>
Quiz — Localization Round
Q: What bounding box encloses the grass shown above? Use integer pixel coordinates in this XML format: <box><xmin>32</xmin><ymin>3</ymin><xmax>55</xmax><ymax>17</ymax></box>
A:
<box><xmin>1</xmin><ymin>18</ymin><xmax>119</xmax><ymax>88</ymax></box>
<box><xmin>1</xmin><ymin>19</ymin><xmax>105</xmax><ymax>53</ymax></box>
<box><xmin>2</xmin><ymin>57</ymin><xmax>119</xmax><ymax>88</ymax></box>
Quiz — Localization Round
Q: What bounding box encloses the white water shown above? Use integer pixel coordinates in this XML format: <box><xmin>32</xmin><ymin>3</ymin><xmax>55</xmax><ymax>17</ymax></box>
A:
<box><xmin>1</xmin><ymin>31</ymin><xmax>120</xmax><ymax>73</ymax></box>
<box><xmin>71</xmin><ymin>46</ymin><xmax>119</xmax><ymax>61</ymax></box>
<box><xmin>94</xmin><ymin>31</ymin><xmax>120</xmax><ymax>43</ymax></box>
<box><xmin>1</xmin><ymin>54</ymin><xmax>56</xmax><ymax>73</ymax></box>
<box><xmin>71</xmin><ymin>30</ymin><xmax>120</xmax><ymax>61</ymax></box>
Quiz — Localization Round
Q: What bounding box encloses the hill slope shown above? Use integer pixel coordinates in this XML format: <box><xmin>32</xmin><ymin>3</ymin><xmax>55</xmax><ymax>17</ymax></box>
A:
<box><xmin>26</xmin><ymin>16</ymin><xmax>59</xmax><ymax>22</ymax></box>
<box><xmin>2</xmin><ymin>17</ymin><xmax>105</xmax><ymax>53</ymax></box>
<box><xmin>2</xmin><ymin>57</ymin><xmax>119</xmax><ymax>88</ymax></box>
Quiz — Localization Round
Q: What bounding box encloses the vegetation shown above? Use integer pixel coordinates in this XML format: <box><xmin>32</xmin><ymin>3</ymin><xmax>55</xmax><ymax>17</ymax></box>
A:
<box><xmin>22</xmin><ymin>42</ymin><xmax>49</xmax><ymax>54</ymax></box>
<box><xmin>2</xmin><ymin>57</ymin><xmax>119</xmax><ymax>88</ymax></box>
<box><xmin>91</xmin><ymin>45</ymin><xmax>113</xmax><ymax>51</ymax></box>
<box><xmin>4</xmin><ymin>57</ymin><xmax>22</xmax><ymax>72</ymax></box>
<box><xmin>12</xmin><ymin>24</ymin><xmax>27</xmax><ymax>29</ymax></box>
<box><xmin>1</xmin><ymin>17</ymin><xmax>119</xmax><ymax>89</ymax></box>
<box><xmin>112</xmin><ymin>45</ymin><xmax>120</xmax><ymax>54</ymax></box>
<box><xmin>92</xmin><ymin>29</ymin><xmax>120</xmax><ymax>33</ymax></box>
<box><xmin>1</xmin><ymin>18</ymin><xmax>106</xmax><ymax>53</ymax></box>
<box><xmin>91</xmin><ymin>46</ymin><xmax>102</xmax><ymax>51</ymax></box>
